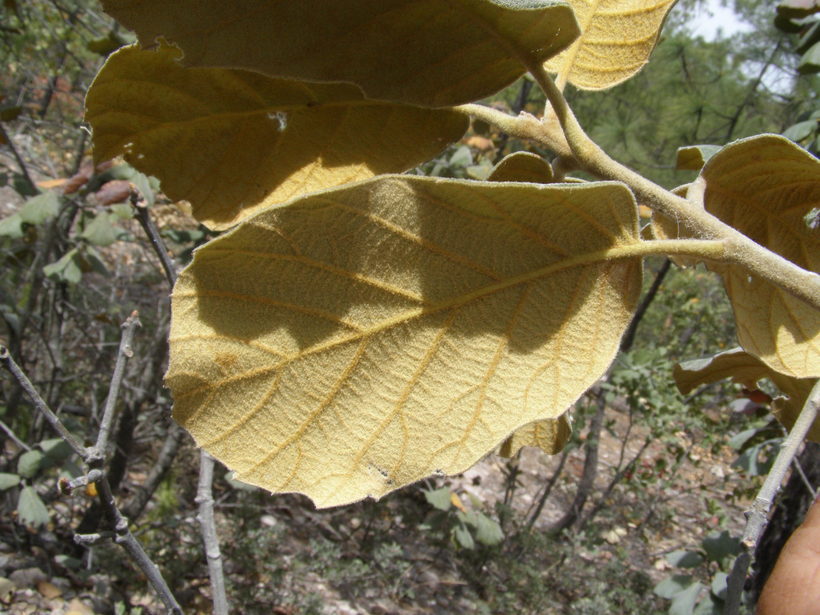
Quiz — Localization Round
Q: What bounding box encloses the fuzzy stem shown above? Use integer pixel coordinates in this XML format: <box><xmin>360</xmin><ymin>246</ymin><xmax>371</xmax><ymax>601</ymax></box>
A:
<box><xmin>467</xmin><ymin>63</ymin><xmax>820</xmax><ymax>311</ymax></box>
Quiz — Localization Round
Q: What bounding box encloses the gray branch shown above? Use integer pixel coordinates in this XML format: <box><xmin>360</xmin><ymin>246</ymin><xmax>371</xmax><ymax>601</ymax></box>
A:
<box><xmin>724</xmin><ymin>379</ymin><xmax>820</xmax><ymax>614</ymax></box>
<box><xmin>90</xmin><ymin>311</ymin><xmax>141</xmax><ymax>462</ymax></box>
<box><xmin>0</xmin><ymin>339</ymin><xmax>183</xmax><ymax>614</ymax></box>
<box><xmin>196</xmin><ymin>451</ymin><xmax>229</xmax><ymax>615</ymax></box>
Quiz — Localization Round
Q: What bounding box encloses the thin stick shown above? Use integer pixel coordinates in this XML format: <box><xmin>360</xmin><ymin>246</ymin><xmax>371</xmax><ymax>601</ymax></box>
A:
<box><xmin>0</xmin><ymin>345</ymin><xmax>86</xmax><ymax>457</ymax></box>
<box><xmin>0</xmin><ymin>417</ymin><xmax>31</xmax><ymax>451</ymax></box>
<box><xmin>791</xmin><ymin>457</ymin><xmax>817</xmax><ymax>499</ymax></box>
<box><xmin>131</xmin><ymin>193</ymin><xmax>178</xmax><ymax>287</ymax></box>
<box><xmin>0</xmin><ymin>122</ymin><xmax>37</xmax><ymax>194</ymax></box>
<box><xmin>90</xmin><ymin>311</ymin><xmax>141</xmax><ymax>461</ymax></box>
<box><xmin>196</xmin><ymin>451</ymin><xmax>229</xmax><ymax>615</ymax></box>
<box><xmin>122</xmin><ymin>423</ymin><xmax>184</xmax><ymax>521</ymax></box>
<box><xmin>724</xmin><ymin>380</ymin><xmax>820</xmax><ymax>614</ymax></box>
<box><xmin>131</xmin><ymin>194</ymin><xmax>229</xmax><ymax>614</ymax></box>
<box><xmin>1</xmin><ymin>344</ymin><xmax>183</xmax><ymax>613</ymax></box>
<box><xmin>94</xmin><ymin>474</ymin><xmax>183</xmax><ymax>614</ymax></box>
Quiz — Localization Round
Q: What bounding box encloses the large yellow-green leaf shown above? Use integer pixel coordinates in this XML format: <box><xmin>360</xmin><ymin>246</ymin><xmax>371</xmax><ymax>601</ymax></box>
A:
<box><xmin>544</xmin><ymin>0</ymin><xmax>677</xmax><ymax>90</ymax></box>
<box><xmin>700</xmin><ymin>135</ymin><xmax>820</xmax><ymax>379</ymax></box>
<box><xmin>498</xmin><ymin>415</ymin><xmax>572</xmax><ymax>457</ymax></box>
<box><xmin>99</xmin><ymin>0</ymin><xmax>580</xmax><ymax>107</ymax></box>
<box><xmin>85</xmin><ymin>45</ymin><xmax>467</xmax><ymax>230</ymax></box>
<box><xmin>167</xmin><ymin>175</ymin><xmax>643</xmax><ymax>507</ymax></box>
<box><xmin>674</xmin><ymin>348</ymin><xmax>820</xmax><ymax>442</ymax></box>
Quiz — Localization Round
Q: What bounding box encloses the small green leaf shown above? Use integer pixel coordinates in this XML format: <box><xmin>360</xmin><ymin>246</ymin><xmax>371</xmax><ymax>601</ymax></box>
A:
<box><xmin>453</xmin><ymin>522</ymin><xmax>475</xmax><ymax>549</ymax></box>
<box><xmin>17</xmin><ymin>485</ymin><xmax>50</xmax><ymax>527</ymax></box>
<box><xmin>466</xmin><ymin>162</ymin><xmax>493</xmax><ymax>181</ymax></box>
<box><xmin>798</xmin><ymin>41</ymin><xmax>820</xmax><ymax>75</ymax></box>
<box><xmin>702</xmin><ymin>531</ymin><xmax>740</xmax><ymax>563</ymax></box>
<box><xmin>19</xmin><ymin>191</ymin><xmax>60</xmax><ymax>225</ymax></box>
<box><xmin>109</xmin><ymin>203</ymin><xmax>134</xmax><ymax>220</ymax></box>
<box><xmin>77</xmin><ymin>246</ymin><xmax>110</xmax><ymax>276</ymax></box>
<box><xmin>130</xmin><ymin>171</ymin><xmax>155</xmax><ymax>207</ymax></box>
<box><xmin>424</xmin><ymin>487</ymin><xmax>452</xmax><ymax>511</ymax></box>
<box><xmin>783</xmin><ymin>119</ymin><xmax>817</xmax><ymax>143</ymax></box>
<box><xmin>728</xmin><ymin>427</ymin><xmax>759</xmax><ymax>450</ymax></box>
<box><xmin>54</xmin><ymin>554</ymin><xmax>83</xmax><ymax>569</ymax></box>
<box><xmin>666</xmin><ymin>550</ymin><xmax>705</xmax><ymax>568</ymax></box>
<box><xmin>0</xmin><ymin>213</ymin><xmax>24</xmax><ymax>239</ymax></box>
<box><xmin>670</xmin><ymin>581</ymin><xmax>703</xmax><ymax>615</ymax></box>
<box><xmin>471</xmin><ymin>512</ymin><xmax>503</xmax><ymax>546</ymax></box>
<box><xmin>43</xmin><ymin>249</ymin><xmax>83</xmax><ymax>285</ymax></box>
<box><xmin>39</xmin><ymin>438</ymin><xmax>73</xmax><ymax>464</ymax></box>
<box><xmin>710</xmin><ymin>571</ymin><xmax>728</xmax><ymax>600</ymax></box>
<box><xmin>86</xmin><ymin>30</ymin><xmax>127</xmax><ymax>56</ymax></box>
<box><xmin>654</xmin><ymin>574</ymin><xmax>694</xmax><ymax>599</ymax></box>
<box><xmin>449</xmin><ymin>145</ymin><xmax>473</xmax><ymax>168</ymax></box>
<box><xmin>81</xmin><ymin>212</ymin><xmax>120</xmax><ymax>246</ymax></box>
<box><xmin>0</xmin><ymin>473</ymin><xmax>20</xmax><ymax>490</ymax></box>
<box><xmin>17</xmin><ymin>449</ymin><xmax>45</xmax><ymax>479</ymax></box>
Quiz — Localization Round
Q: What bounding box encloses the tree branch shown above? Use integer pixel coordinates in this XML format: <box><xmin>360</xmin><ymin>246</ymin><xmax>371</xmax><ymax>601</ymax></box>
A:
<box><xmin>0</xmin><ymin>339</ymin><xmax>183</xmax><ymax>614</ymax></box>
<box><xmin>131</xmin><ymin>193</ymin><xmax>177</xmax><ymax>287</ymax></box>
<box><xmin>724</xmin><ymin>380</ymin><xmax>820</xmax><ymax>614</ymax></box>
<box><xmin>196</xmin><ymin>451</ymin><xmax>229</xmax><ymax>615</ymax></box>
<box><xmin>459</xmin><ymin>66</ymin><xmax>820</xmax><ymax>311</ymax></box>
<box><xmin>1</xmin><ymin>345</ymin><xmax>86</xmax><ymax>457</ymax></box>
<box><xmin>89</xmin><ymin>310</ymin><xmax>141</xmax><ymax>462</ymax></box>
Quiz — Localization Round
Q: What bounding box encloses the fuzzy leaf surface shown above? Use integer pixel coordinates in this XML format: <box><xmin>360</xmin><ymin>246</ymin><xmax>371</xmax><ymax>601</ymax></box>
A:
<box><xmin>488</xmin><ymin>151</ymin><xmax>555</xmax><ymax>183</ymax></box>
<box><xmin>86</xmin><ymin>45</ymin><xmax>467</xmax><ymax>229</ymax></box>
<box><xmin>99</xmin><ymin>0</ymin><xmax>580</xmax><ymax>108</ymax></box>
<box><xmin>701</xmin><ymin>135</ymin><xmax>820</xmax><ymax>379</ymax></box>
<box><xmin>543</xmin><ymin>0</ymin><xmax>677</xmax><ymax>90</ymax></box>
<box><xmin>498</xmin><ymin>415</ymin><xmax>571</xmax><ymax>457</ymax></box>
<box><xmin>167</xmin><ymin>175</ymin><xmax>642</xmax><ymax>507</ymax></box>
<box><xmin>674</xmin><ymin>347</ymin><xmax>819</xmax><ymax>442</ymax></box>
<box><xmin>675</xmin><ymin>145</ymin><xmax>721</xmax><ymax>171</ymax></box>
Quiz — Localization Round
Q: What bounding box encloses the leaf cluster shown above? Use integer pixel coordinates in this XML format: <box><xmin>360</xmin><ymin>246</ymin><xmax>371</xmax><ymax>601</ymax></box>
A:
<box><xmin>79</xmin><ymin>0</ymin><xmax>820</xmax><ymax>514</ymax></box>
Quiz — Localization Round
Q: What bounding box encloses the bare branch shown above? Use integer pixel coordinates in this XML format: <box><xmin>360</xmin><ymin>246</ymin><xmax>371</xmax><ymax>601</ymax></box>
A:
<box><xmin>0</xmin><ymin>417</ymin><xmax>31</xmax><ymax>451</ymax></box>
<box><xmin>90</xmin><ymin>311</ymin><xmax>141</xmax><ymax>461</ymax></box>
<box><xmin>724</xmin><ymin>380</ymin><xmax>820</xmax><ymax>614</ymax></box>
<box><xmin>131</xmin><ymin>193</ymin><xmax>178</xmax><ymax>287</ymax></box>
<box><xmin>0</xmin><ymin>345</ymin><xmax>86</xmax><ymax>457</ymax></box>
<box><xmin>122</xmin><ymin>423</ymin><xmax>184</xmax><ymax>522</ymax></box>
<box><xmin>196</xmin><ymin>451</ymin><xmax>229</xmax><ymax>615</ymax></box>
<box><xmin>0</xmin><ymin>338</ymin><xmax>183</xmax><ymax>613</ymax></box>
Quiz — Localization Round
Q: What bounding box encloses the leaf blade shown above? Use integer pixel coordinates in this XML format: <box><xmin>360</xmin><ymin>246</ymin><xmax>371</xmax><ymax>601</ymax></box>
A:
<box><xmin>86</xmin><ymin>45</ymin><xmax>469</xmax><ymax>229</ymax></box>
<box><xmin>99</xmin><ymin>0</ymin><xmax>580</xmax><ymax>107</ymax></box>
<box><xmin>700</xmin><ymin>135</ymin><xmax>820</xmax><ymax>379</ymax></box>
<box><xmin>167</xmin><ymin>176</ymin><xmax>642</xmax><ymax>507</ymax></box>
<box><xmin>544</xmin><ymin>0</ymin><xmax>677</xmax><ymax>90</ymax></box>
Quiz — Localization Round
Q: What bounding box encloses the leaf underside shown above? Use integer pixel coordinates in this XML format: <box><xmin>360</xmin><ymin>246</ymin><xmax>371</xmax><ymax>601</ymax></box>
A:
<box><xmin>499</xmin><ymin>414</ymin><xmax>572</xmax><ymax>457</ymax></box>
<box><xmin>674</xmin><ymin>348</ymin><xmax>820</xmax><ymax>442</ymax></box>
<box><xmin>85</xmin><ymin>45</ymin><xmax>468</xmax><ymax>229</ymax></box>
<box><xmin>544</xmin><ymin>0</ymin><xmax>677</xmax><ymax>90</ymax></box>
<box><xmin>99</xmin><ymin>0</ymin><xmax>580</xmax><ymax>107</ymax></box>
<box><xmin>167</xmin><ymin>175</ymin><xmax>642</xmax><ymax>507</ymax></box>
<box><xmin>701</xmin><ymin>135</ymin><xmax>820</xmax><ymax>379</ymax></box>
<box><xmin>489</xmin><ymin>151</ymin><xmax>556</xmax><ymax>183</ymax></box>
